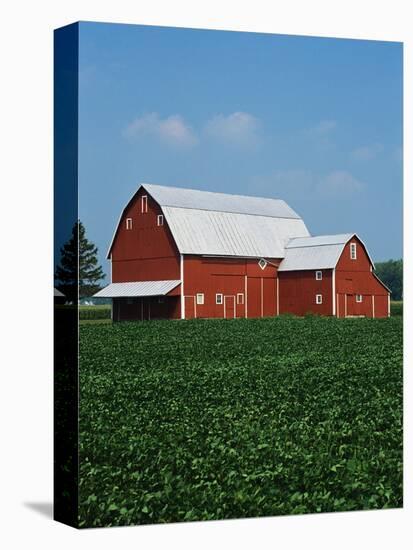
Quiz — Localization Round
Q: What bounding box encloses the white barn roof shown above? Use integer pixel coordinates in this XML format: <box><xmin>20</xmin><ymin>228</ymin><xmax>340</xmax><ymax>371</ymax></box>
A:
<box><xmin>108</xmin><ymin>183</ymin><xmax>310</xmax><ymax>259</ymax></box>
<box><xmin>93</xmin><ymin>280</ymin><xmax>181</xmax><ymax>298</ymax></box>
<box><xmin>143</xmin><ymin>183</ymin><xmax>302</xmax><ymax>219</ymax></box>
<box><xmin>285</xmin><ymin>234</ymin><xmax>353</xmax><ymax>249</ymax></box>
<box><xmin>278</xmin><ymin>233</ymin><xmax>374</xmax><ymax>271</ymax></box>
<box><xmin>162</xmin><ymin>206</ymin><xmax>309</xmax><ymax>257</ymax></box>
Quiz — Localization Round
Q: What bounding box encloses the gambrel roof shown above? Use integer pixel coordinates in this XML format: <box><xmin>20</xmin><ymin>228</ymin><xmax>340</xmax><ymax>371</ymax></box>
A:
<box><xmin>278</xmin><ymin>233</ymin><xmax>375</xmax><ymax>271</ymax></box>
<box><xmin>108</xmin><ymin>183</ymin><xmax>310</xmax><ymax>259</ymax></box>
<box><xmin>143</xmin><ymin>183</ymin><xmax>302</xmax><ymax>218</ymax></box>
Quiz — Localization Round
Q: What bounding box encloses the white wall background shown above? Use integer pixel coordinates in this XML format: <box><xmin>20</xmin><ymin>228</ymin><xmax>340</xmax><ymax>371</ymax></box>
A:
<box><xmin>0</xmin><ymin>1</ymin><xmax>410</xmax><ymax>548</ymax></box>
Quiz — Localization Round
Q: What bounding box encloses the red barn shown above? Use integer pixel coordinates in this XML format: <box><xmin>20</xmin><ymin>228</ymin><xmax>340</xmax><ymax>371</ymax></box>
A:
<box><xmin>94</xmin><ymin>183</ymin><xmax>390</xmax><ymax>320</ymax></box>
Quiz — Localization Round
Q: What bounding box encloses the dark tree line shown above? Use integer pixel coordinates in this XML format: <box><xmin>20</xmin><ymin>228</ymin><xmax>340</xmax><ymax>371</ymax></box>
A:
<box><xmin>375</xmin><ymin>259</ymin><xmax>403</xmax><ymax>300</ymax></box>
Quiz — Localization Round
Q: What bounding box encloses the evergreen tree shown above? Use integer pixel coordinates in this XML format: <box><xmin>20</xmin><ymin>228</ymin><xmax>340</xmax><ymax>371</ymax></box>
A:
<box><xmin>55</xmin><ymin>220</ymin><xmax>105</xmax><ymax>300</ymax></box>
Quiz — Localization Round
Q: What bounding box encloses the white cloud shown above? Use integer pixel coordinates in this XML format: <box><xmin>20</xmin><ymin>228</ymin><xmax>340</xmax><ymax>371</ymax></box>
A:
<box><xmin>350</xmin><ymin>143</ymin><xmax>384</xmax><ymax>161</ymax></box>
<box><xmin>251</xmin><ymin>168</ymin><xmax>363</xmax><ymax>200</ymax></box>
<box><xmin>301</xmin><ymin>120</ymin><xmax>337</xmax><ymax>153</ymax></box>
<box><xmin>204</xmin><ymin>112</ymin><xmax>260</xmax><ymax>147</ymax></box>
<box><xmin>317</xmin><ymin>170</ymin><xmax>364</xmax><ymax>197</ymax></box>
<box><xmin>123</xmin><ymin>113</ymin><xmax>198</xmax><ymax>147</ymax></box>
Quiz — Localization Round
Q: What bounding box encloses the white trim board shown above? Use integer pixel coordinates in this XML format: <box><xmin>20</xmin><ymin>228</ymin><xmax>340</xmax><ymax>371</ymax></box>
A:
<box><xmin>180</xmin><ymin>254</ymin><xmax>185</xmax><ymax>319</ymax></box>
<box><xmin>245</xmin><ymin>275</ymin><xmax>248</xmax><ymax>318</ymax></box>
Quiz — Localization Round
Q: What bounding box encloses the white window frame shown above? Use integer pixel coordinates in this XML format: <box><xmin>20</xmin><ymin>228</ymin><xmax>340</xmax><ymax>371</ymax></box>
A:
<box><xmin>237</xmin><ymin>293</ymin><xmax>244</xmax><ymax>305</ymax></box>
<box><xmin>196</xmin><ymin>293</ymin><xmax>204</xmax><ymax>305</ymax></box>
<box><xmin>350</xmin><ymin>242</ymin><xmax>357</xmax><ymax>260</ymax></box>
<box><xmin>141</xmin><ymin>195</ymin><xmax>148</xmax><ymax>213</ymax></box>
<box><xmin>157</xmin><ymin>214</ymin><xmax>164</xmax><ymax>226</ymax></box>
<box><xmin>315</xmin><ymin>270</ymin><xmax>322</xmax><ymax>280</ymax></box>
<box><xmin>356</xmin><ymin>294</ymin><xmax>363</xmax><ymax>303</ymax></box>
<box><xmin>258</xmin><ymin>258</ymin><xmax>267</xmax><ymax>270</ymax></box>
<box><xmin>126</xmin><ymin>217</ymin><xmax>133</xmax><ymax>230</ymax></box>
<box><xmin>316</xmin><ymin>294</ymin><xmax>323</xmax><ymax>305</ymax></box>
<box><xmin>216</xmin><ymin>293</ymin><xmax>223</xmax><ymax>305</ymax></box>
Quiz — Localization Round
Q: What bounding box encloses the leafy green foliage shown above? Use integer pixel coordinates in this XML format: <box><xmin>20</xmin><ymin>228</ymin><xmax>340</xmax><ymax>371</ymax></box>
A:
<box><xmin>79</xmin><ymin>316</ymin><xmax>402</xmax><ymax>527</ymax></box>
<box><xmin>375</xmin><ymin>259</ymin><xmax>403</xmax><ymax>300</ymax></box>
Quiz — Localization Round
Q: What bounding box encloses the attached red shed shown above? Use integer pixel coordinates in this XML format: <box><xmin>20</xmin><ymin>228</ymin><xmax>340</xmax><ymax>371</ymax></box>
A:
<box><xmin>94</xmin><ymin>183</ymin><xmax>390</xmax><ymax>320</ymax></box>
<box><xmin>278</xmin><ymin>234</ymin><xmax>390</xmax><ymax>317</ymax></box>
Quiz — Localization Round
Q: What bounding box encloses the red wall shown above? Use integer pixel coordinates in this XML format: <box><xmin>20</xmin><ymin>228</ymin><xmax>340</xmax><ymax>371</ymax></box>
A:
<box><xmin>335</xmin><ymin>237</ymin><xmax>389</xmax><ymax>318</ymax></box>
<box><xmin>278</xmin><ymin>269</ymin><xmax>333</xmax><ymax>316</ymax></box>
<box><xmin>183</xmin><ymin>256</ymin><xmax>280</xmax><ymax>319</ymax></box>
<box><xmin>110</xmin><ymin>188</ymin><xmax>180</xmax><ymax>282</ymax></box>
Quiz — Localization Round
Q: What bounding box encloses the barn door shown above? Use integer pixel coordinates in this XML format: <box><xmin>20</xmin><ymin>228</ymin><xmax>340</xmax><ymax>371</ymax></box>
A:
<box><xmin>246</xmin><ymin>278</ymin><xmax>261</xmax><ymax>318</ymax></box>
<box><xmin>184</xmin><ymin>296</ymin><xmax>196</xmax><ymax>319</ymax></box>
<box><xmin>262</xmin><ymin>278</ymin><xmax>276</xmax><ymax>317</ymax></box>
<box><xmin>224</xmin><ymin>295</ymin><xmax>235</xmax><ymax>319</ymax></box>
<box><xmin>346</xmin><ymin>294</ymin><xmax>364</xmax><ymax>317</ymax></box>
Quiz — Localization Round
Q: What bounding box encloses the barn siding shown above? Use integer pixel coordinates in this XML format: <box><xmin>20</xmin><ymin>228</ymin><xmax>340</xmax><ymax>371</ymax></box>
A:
<box><xmin>111</xmin><ymin>188</ymin><xmax>180</xmax><ymax>283</ymax></box>
<box><xmin>278</xmin><ymin>269</ymin><xmax>333</xmax><ymax>316</ymax></box>
<box><xmin>373</xmin><ymin>295</ymin><xmax>390</xmax><ymax>318</ymax></box>
<box><xmin>336</xmin><ymin>237</ymin><xmax>371</xmax><ymax>272</ymax></box>
<box><xmin>183</xmin><ymin>256</ymin><xmax>279</xmax><ymax>319</ymax></box>
<box><xmin>335</xmin><ymin>237</ymin><xmax>389</xmax><ymax>318</ymax></box>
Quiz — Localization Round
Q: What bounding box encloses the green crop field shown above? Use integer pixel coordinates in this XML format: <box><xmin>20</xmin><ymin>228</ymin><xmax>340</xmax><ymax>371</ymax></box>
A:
<box><xmin>391</xmin><ymin>301</ymin><xmax>403</xmax><ymax>316</ymax></box>
<box><xmin>79</xmin><ymin>316</ymin><xmax>403</xmax><ymax>528</ymax></box>
<box><xmin>79</xmin><ymin>304</ymin><xmax>111</xmax><ymax>321</ymax></box>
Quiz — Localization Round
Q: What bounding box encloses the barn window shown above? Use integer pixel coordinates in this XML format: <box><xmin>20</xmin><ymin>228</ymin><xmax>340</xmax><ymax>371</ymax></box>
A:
<box><xmin>126</xmin><ymin>218</ymin><xmax>133</xmax><ymax>230</ymax></box>
<box><xmin>216</xmin><ymin>293</ymin><xmax>223</xmax><ymax>305</ymax></box>
<box><xmin>316</xmin><ymin>294</ymin><xmax>323</xmax><ymax>305</ymax></box>
<box><xmin>127</xmin><ymin>298</ymin><xmax>134</xmax><ymax>304</ymax></box>
<box><xmin>315</xmin><ymin>270</ymin><xmax>322</xmax><ymax>280</ymax></box>
<box><xmin>258</xmin><ymin>258</ymin><xmax>267</xmax><ymax>270</ymax></box>
<box><xmin>237</xmin><ymin>293</ymin><xmax>244</xmax><ymax>305</ymax></box>
<box><xmin>356</xmin><ymin>294</ymin><xmax>363</xmax><ymax>303</ymax></box>
<box><xmin>157</xmin><ymin>214</ymin><xmax>164</xmax><ymax>226</ymax></box>
<box><xmin>350</xmin><ymin>242</ymin><xmax>357</xmax><ymax>260</ymax></box>
<box><xmin>141</xmin><ymin>195</ymin><xmax>148</xmax><ymax>213</ymax></box>
<box><xmin>196</xmin><ymin>293</ymin><xmax>204</xmax><ymax>305</ymax></box>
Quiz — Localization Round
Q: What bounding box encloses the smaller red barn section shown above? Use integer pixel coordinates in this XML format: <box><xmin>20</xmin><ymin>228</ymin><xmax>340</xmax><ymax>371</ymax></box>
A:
<box><xmin>335</xmin><ymin>236</ymin><xmax>389</xmax><ymax>318</ymax></box>
<box><xmin>94</xmin><ymin>183</ymin><xmax>390</xmax><ymax>320</ymax></box>
<box><xmin>278</xmin><ymin>234</ymin><xmax>390</xmax><ymax>318</ymax></box>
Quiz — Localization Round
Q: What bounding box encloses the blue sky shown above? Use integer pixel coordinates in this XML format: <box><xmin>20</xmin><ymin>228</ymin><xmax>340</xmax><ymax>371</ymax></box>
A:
<box><xmin>78</xmin><ymin>22</ymin><xmax>402</xmax><ymax>278</ymax></box>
